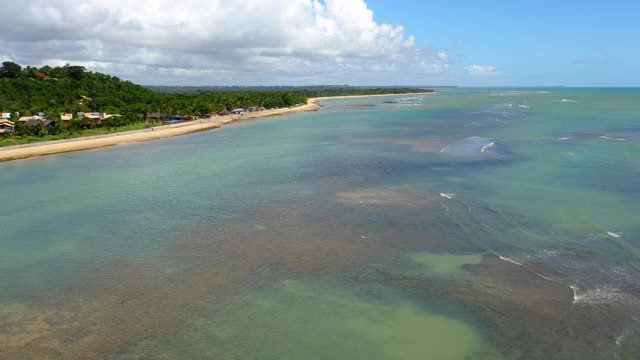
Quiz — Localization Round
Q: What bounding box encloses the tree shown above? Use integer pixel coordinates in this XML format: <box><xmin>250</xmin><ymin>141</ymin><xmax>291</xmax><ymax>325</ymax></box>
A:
<box><xmin>13</xmin><ymin>121</ymin><xmax>29</xmax><ymax>136</ymax></box>
<box><xmin>68</xmin><ymin>119</ymin><xmax>83</xmax><ymax>133</ymax></box>
<box><xmin>48</xmin><ymin>120</ymin><xmax>67</xmax><ymax>136</ymax></box>
<box><xmin>39</xmin><ymin>65</ymin><xmax>53</xmax><ymax>76</ymax></box>
<box><xmin>102</xmin><ymin>117</ymin><xmax>120</xmax><ymax>131</ymax></box>
<box><xmin>0</xmin><ymin>61</ymin><xmax>428</xmax><ymax>143</ymax></box>
<box><xmin>0</xmin><ymin>61</ymin><xmax>22</xmax><ymax>78</ymax></box>
<box><xmin>64</xmin><ymin>64</ymin><xmax>86</xmax><ymax>80</ymax></box>
<box><xmin>32</xmin><ymin>123</ymin><xmax>48</xmax><ymax>137</ymax></box>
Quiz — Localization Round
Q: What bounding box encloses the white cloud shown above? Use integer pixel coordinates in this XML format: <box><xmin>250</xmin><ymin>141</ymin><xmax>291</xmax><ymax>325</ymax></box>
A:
<box><xmin>0</xmin><ymin>0</ymin><xmax>451</xmax><ymax>85</ymax></box>
<box><xmin>465</xmin><ymin>64</ymin><xmax>500</xmax><ymax>76</ymax></box>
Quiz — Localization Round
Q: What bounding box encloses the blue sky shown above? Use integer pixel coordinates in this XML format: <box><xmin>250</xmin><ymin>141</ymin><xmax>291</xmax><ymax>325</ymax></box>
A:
<box><xmin>1</xmin><ymin>0</ymin><xmax>637</xmax><ymax>86</ymax></box>
<box><xmin>366</xmin><ymin>0</ymin><xmax>639</xmax><ymax>86</ymax></box>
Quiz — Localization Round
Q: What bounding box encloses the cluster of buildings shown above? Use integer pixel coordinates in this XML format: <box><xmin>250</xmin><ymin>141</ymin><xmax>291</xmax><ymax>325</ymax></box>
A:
<box><xmin>218</xmin><ymin>107</ymin><xmax>266</xmax><ymax>116</ymax></box>
<box><xmin>144</xmin><ymin>107</ymin><xmax>267</xmax><ymax>122</ymax></box>
<box><xmin>232</xmin><ymin>107</ymin><xmax>267</xmax><ymax>115</ymax></box>
<box><xmin>0</xmin><ymin>106</ymin><xmax>274</xmax><ymax>136</ymax></box>
<box><xmin>0</xmin><ymin>111</ymin><xmax>122</xmax><ymax>134</ymax></box>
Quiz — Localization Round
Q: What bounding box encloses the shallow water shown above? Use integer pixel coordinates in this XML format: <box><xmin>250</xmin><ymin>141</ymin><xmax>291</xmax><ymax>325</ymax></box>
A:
<box><xmin>1</xmin><ymin>88</ymin><xmax>639</xmax><ymax>359</ymax></box>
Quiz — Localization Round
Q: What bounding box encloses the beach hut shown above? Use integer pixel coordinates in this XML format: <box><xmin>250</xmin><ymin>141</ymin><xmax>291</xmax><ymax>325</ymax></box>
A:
<box><xmin>230</xmin><ymin>108</ymin><xmax>246</xmax><ymax>115</ymax></box>
<box><xmin>81</xmin><ymin>112</ymin><xmax>104</xmax><ymax>125</ymax></box>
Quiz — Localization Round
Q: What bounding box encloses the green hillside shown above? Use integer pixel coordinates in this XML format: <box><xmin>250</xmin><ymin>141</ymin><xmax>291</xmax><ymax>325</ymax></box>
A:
<box><xmin>0</xmin><ymin>61</ymin><xmax>431</xmax><ymax>146</ymax></box>
<box><xmin>1</xmin><ymin>62</ymin><xmax>430</xmax><ymax>120</ymax></box>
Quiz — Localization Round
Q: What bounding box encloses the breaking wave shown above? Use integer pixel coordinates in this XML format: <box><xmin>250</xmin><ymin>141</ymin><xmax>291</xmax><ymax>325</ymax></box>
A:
<box><xmin>600</xmin><ymin>135</ymin><xmax>627</xmax><ymax>141</ymax></box>
<box><xmin>496</xmin><ymin>249</ymin><xmax>640</xmax><ymax>307</ymax></box>
<box><xmin>439</xmin><ymin>137</ymin><xmax>504</xmax><ymax>159</ymax></box>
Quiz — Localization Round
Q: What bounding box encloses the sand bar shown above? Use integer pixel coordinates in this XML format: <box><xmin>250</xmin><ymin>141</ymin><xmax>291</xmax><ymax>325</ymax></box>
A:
<box><xmin>0</xmin><ymin>93</ymin><xmax>434</xmax><ymax>162</ymax></box>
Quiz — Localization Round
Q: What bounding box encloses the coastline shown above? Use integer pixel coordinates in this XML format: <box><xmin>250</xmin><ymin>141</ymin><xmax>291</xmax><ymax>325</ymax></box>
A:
<box><xmin>0</xmin><ymin>92</ymin><xmax>433</xmax><ymax>162</ymax></box>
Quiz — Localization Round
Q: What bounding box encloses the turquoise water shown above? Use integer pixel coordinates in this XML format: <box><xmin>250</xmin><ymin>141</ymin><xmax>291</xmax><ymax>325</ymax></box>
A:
<box><xmin>1</xmin><ymin>89</ymin><xmax>639</xmax><ymax>359</ymax></box>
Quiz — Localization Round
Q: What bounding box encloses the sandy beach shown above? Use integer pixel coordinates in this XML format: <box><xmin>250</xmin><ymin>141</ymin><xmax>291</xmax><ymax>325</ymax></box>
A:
<box><xmin>0</xmin><ymin>93</ymin><xmax>433</xmax><ymax>162</ymax></box>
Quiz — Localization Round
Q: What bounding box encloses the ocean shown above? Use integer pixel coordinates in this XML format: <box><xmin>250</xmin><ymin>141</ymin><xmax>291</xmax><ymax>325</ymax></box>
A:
<box><xmin>1</xmin><ymin>88</ymin><xmax>639</xmax><ymax>359</ymax></box>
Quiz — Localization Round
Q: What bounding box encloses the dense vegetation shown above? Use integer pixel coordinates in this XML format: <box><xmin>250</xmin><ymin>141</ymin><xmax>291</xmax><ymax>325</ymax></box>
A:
<box><xmin>0</xmin><ymin>63</ymin><xmax>308</xmax><ymax>120</ymax></box>
<box><xmin>0</xmin><ymin>61</ymin><xmax>431</xmax><ymax>145</ymax></box>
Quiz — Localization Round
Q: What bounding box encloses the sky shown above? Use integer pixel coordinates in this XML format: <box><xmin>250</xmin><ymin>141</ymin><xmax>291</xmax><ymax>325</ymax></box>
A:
<box><xmin>0</xmin><ymin>0</ymin><xmax>637</xmax><ymax>86</ymax></box>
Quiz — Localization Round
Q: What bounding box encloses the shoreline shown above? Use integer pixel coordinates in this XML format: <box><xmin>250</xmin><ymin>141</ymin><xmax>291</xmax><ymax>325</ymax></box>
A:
<box><xmin>0</xmin><ymin>92</ymin><xmax>433</xmax><ymax>162</ymax></box>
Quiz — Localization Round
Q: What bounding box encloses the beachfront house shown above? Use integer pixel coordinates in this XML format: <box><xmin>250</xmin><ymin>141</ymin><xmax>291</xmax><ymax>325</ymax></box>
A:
<box><xmin>102</xmin><ymin>114</ymin><xmax>123</xmax><ymax>126</ymax></box>
<box><xmin>230</xmin><ymin>108</ymin><xmax>246</xmax><ymax>115</ymax></box>
<box><xmin>0</xmin><ymin>119</ymin><xmax>14</xmax><ymax>133</ymax></box>
<box><xmin>16</xmin><ymin>116</ymin><xmax>54</xmax><ymax>129</ymax></box>
<box><xmin>146</xmin><ymin>112</ymin><xmax>166</xmax><ymax>121</ymax></box>
<box><xmin>85</xmin><ymin>112</ymin><xmax>103</xmax><ymax>119</ymax></box>
<box><xmin>18</xmin><ymin>115</ymin><xmax>45</xmax><ymax>123</ymax></box>
<box><xmin>71</xmin><ymin>112</ymin><xmax>122</xmax><ymax>126</ymax></box>
<box><xmin>77</xmin><ymin>112</ymin><xmax>106</xmax><ymax>125</ymax></box>
<box><xmin>170</xmin><ymin>114</ymin><xmax>191</xmax><ymax>121</ymax></box>
<box><xmin>24</xmin><ymin>118</ymin><xmax>55</xmax><ymax>129</ymax></box>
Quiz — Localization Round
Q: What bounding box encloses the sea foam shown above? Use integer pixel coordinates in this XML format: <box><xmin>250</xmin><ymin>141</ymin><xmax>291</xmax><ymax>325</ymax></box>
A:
<box><xmin>600</xmin><ymin>136</ymin><xmax>627</xmax><ymax>141</ymax></box>
<box><xmin>498</xmin><ymin>256</ymin><xmax>523</xmax><ymax>266</ymax></box>
<box><xmin>439</xmin><ymin>137</ymin><xmax>501</xmax><ymax>158</ymax></box>
<box><xmin>480</xmin><ymin>142</ymin><xmax>495</xmax><ymax>153</ymax></box>
<box><xmin>571</xmin><ymin>286</ymin><xmax>636</xmax><ymax>305</ymax></box>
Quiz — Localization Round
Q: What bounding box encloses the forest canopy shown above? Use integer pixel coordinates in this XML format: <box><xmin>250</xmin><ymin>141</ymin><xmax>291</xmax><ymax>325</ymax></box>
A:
<box><xmin>0</xmin><ymin>62</ymin><xmax>431</xmax><ymax>121</ymax></box>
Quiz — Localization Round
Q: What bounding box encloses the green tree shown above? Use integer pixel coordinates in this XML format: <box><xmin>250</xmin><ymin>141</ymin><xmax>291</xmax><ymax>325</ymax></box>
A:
<box><xmin>13</xmin><ymin>121</ymin><xmax>29</xmax><ymax>136</ymax></box>
<box><xmin>64</xmin><ymin>64</ymin><xmax>86</xmax><ymax>80</ymax></box>
<box><xmin>48</xmin><ymin>121</ymin><xmax>67</xmax><ymax>136</ymax></box>
<box><xmin>32</xmin><ymin>124</ymin><xmax>48</xmax><ymax>137</ymax></box>
<box><xmin>68</xmin><ymin>119</ymin><xmax>83</xmax><ymax>134</ymax></box>
<box><xmin>0</xmin><ymin>61</ymin><xmax>430</xmax><ymax>146</ymax></box>
<box><xmin>0</xmin><ymin>61</ymin><xmax>22</xmax><ymax>78</ymax></box>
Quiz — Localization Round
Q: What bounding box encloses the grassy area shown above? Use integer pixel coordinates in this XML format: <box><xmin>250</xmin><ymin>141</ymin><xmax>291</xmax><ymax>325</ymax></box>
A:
<box><xmin>0</xmin><ymin>123</ymin><xmax>148</xmax><ymax>148</ymax></box>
